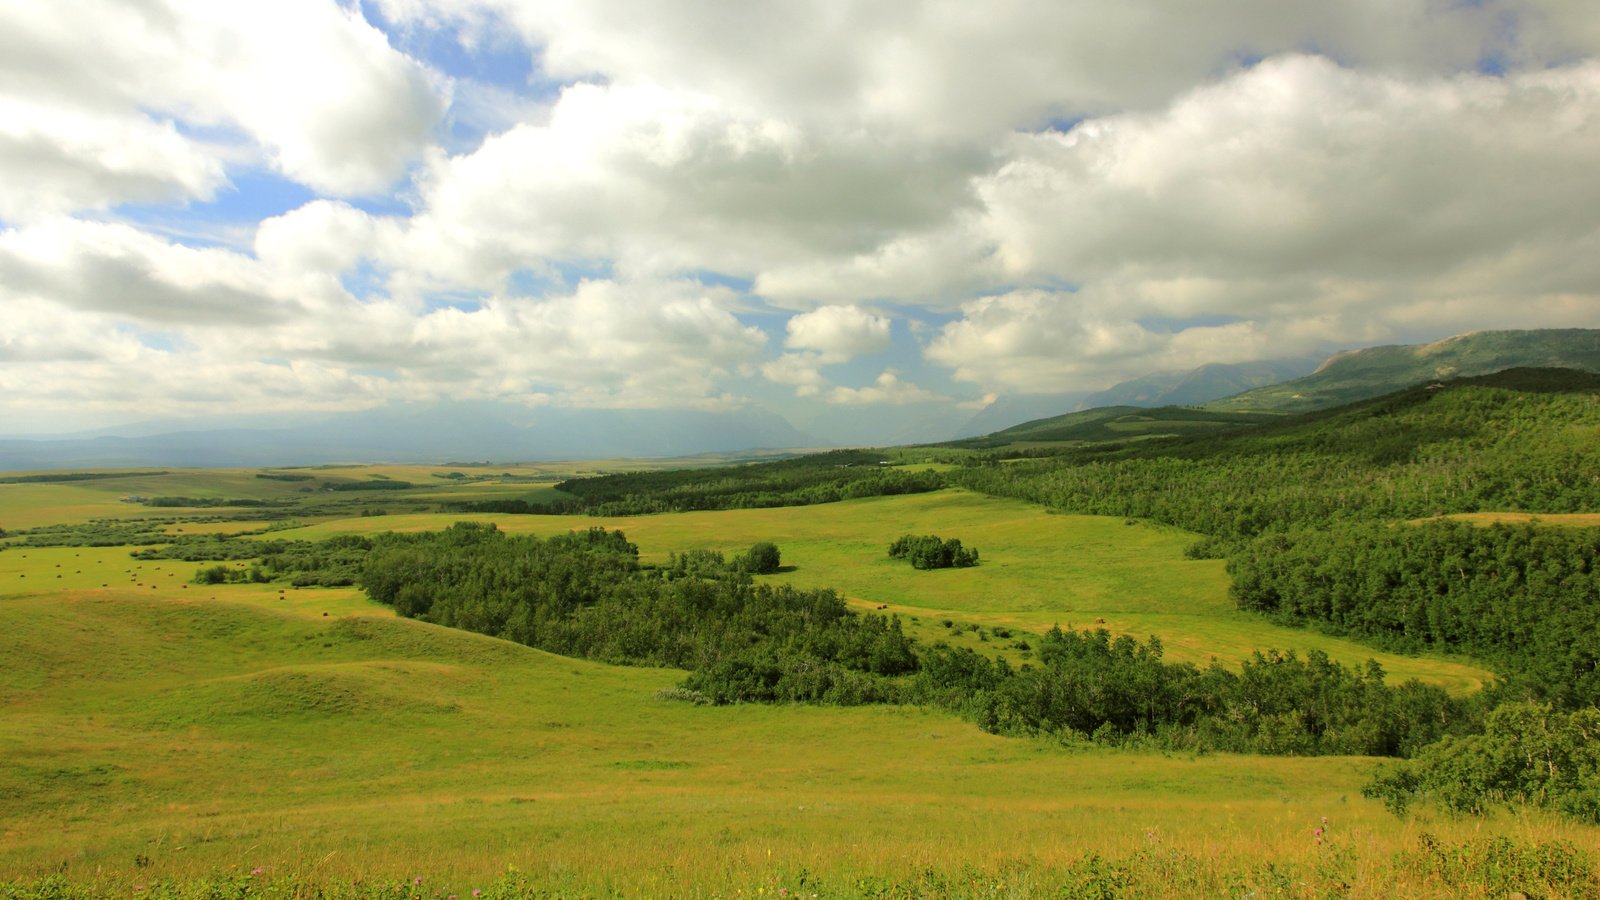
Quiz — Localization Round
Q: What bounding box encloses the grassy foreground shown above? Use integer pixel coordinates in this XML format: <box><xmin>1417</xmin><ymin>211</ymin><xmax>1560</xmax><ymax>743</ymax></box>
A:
<box><xmin>3</xmin><ymin>474</ymin><xmax>1596</xmax><ymax>897</ymax></box>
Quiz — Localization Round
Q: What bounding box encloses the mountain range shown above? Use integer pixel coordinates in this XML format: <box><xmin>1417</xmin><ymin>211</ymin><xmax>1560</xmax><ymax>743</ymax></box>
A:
<box><xmin>3</xmin><ymin>328</ymin><xmax>1596</xmax><ymax>468</ymax></box>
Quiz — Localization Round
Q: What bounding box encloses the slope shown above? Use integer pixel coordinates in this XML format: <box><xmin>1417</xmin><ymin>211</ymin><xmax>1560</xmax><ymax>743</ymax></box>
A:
<box><xmin>1208</xmin><ymin>328</ymin><xmax>1600</xmax><ymax>412</ymax></box>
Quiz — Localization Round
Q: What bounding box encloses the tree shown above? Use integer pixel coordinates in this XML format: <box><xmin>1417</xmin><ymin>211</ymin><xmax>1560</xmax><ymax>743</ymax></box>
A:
<box><xmin>744</xmin><ymin>541</ymin><xmax>781</xmax><ymax>574</ymax></box>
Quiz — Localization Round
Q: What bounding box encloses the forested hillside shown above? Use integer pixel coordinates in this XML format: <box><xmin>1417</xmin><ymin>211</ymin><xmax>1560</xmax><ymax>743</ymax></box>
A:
<box><xmin>949</xmin><ymin>368</ymin><xmax>1600</xmax><ymax>712</ymax></box>
<box><xmin>952</xmin><ymin>369</ymin><xmax>1600</xmax><ymax>551</ymax></box>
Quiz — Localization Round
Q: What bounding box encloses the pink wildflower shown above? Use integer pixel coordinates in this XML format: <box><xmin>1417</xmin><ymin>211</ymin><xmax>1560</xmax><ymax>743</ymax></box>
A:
<box><xmin>251</xmin><ymin>867</ymin><xmax>264</xmax><ymax>876</ymax></box>
<box><xmin>414</xmin><ymin>876</ymin><xmax>424</xmax><ymax>885</ymax></box>
<box><xmin>472</xmin><ymin>891</ymin><xmax>482</xmax><ymax>898</ymax></box>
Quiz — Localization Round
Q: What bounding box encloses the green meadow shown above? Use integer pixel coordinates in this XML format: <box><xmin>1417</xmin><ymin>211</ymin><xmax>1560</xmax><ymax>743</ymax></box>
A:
<box><xmin>2</xmin><ymin>470</ymin><xmax>1595</xmax><ymax>897</ymax></box>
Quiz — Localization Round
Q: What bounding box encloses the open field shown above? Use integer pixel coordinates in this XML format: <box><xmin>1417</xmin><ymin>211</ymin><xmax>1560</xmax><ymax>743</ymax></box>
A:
<box><xmin>2</xmin><ymin>468</ymin><xmax>1591</xmax><ymax>896</ymax></box>
<box><xmin>3</xmin><ymin>588</ymin><xmax>1593</xmax><ymax>897</ymax></box>
<box><xmin>1432</xmin><ymin>511</ymin><xmax>1600</xmax><ymax>527</ymax></box>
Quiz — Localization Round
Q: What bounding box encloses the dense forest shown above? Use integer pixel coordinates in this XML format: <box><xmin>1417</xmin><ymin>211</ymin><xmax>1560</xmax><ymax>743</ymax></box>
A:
<box><xmin>1230</xmin><ymin>519</ymin><xmax>1600</xmax><ymax>708</ymax></box>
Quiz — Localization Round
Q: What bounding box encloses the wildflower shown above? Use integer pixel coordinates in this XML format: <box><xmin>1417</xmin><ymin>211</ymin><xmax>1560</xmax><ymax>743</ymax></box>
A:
<box><xmin>1314</xmin><ymin>828</ymin><xmax>1323</xmax><ymax>837</ymax></box>
<box><xmin>251</xmin><ymin>867</ymin><xmax>264</xmax><ymax>876</ymax></box>
<box><xmin>473</xmin><ymin>892</ymin><xmax>482</xmax><ymax>898</ymax></box>
<box><xmin>414</xmin><ymin>877</ymin><xmax>424</xmax><ymax>886</ymax></box>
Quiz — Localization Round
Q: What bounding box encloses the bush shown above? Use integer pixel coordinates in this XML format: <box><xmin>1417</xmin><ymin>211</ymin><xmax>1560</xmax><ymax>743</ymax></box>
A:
<box><xmin>742</xmin><ymin>541</ymin><xmax>781</xmax><ymax>574</ymax></box>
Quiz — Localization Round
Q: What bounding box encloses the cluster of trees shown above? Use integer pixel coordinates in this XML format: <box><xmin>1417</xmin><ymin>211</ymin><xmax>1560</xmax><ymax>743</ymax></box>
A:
<box><xmin>325</xmin><ymin>480</ymin><xmax>416</xmax><ymax>492</ymax></box>
<box><xmin>140</xmin><ymin>496</ymin><xmax>285</xmax><ymax>508</ymax></box>
<box><xmin>196</xmin><ymin>563</ymin><xmax>270</xmax><ymax>584</ymax></box>
<box><xmin>889</xmin><ymin>534</ymin><xmax>979</xmax><ymax>569</ymax></box>
<box><xmin>1229</xmin><ymin>519</ymin><xmax>1600</xmax><ymax>707</ymax></box>
<box><xmin>141</xmin><ymin>534</ymin><xmax>375</xmax><ymax>587</ymax></box>
<box><xmin>0</xmin><ymin>471</ymin><xmax>166</xmax><ymax>484</ymax></box>
<box><xmin>910</xmin><ymin>628</ymin><xmax>1473</xmax><ymax>756</ymax></box>
<box><xmin>10</xmin><ymin>520</ymin><xmax>178</xmax><ymax>547</ymax></box>
<box><xmin>358</xmin><ymin>523</ymin><xmax>916</xmax><ymax>702</ymax></box>
<box><xmin>448</xmin><ymin>451</ymin><xmax>945</xmax><ymax>516</ymax></box>
<box><xmin>1365</xmin><ymin>703</ymin><xmax>1600</xmax><ymax>822</ymax></box>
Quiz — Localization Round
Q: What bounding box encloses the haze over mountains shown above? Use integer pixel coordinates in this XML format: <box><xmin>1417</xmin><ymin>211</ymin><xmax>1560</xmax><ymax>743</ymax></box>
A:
<box><xmin>2</xmin><ymin>329</ymin><xmax>1595</xmax><ymax>469</ymax></box>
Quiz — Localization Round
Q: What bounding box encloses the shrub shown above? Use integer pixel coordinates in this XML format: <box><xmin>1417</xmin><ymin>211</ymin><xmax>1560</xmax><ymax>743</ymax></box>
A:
<box><xmin>742</xmin><ymin>541</ymin><xmax>781</xmax><ymax>574</ymax></box>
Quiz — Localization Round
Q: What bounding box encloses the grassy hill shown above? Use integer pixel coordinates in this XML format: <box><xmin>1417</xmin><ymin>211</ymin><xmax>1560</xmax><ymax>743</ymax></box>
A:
<box><xmin>1208</xmin><ymin>328</ymin><xmax>1600</xmax><ymax>412</ymax></box>
<box><xmin>944</xmin><ymin>405</ymin><xmax>1280</xmax><ymax>449</ymax></box>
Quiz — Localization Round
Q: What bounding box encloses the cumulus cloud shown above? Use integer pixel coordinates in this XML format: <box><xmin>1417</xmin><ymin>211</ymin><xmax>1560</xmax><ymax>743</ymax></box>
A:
<box><xmin>375</xmin><ymin>0</ymin><xmax>1550</xmax><ymax>135</ymax></box>
<box><xmin>393</xmin><ymin>81</ymin><xmax>981</xmax><ymax>291</ymax></box>
<box><xmin>976</xmin><ymin>56</ymin><xmax>1600</xmax><ymax>288</ymax></box>
<box><xmin>255</xmin><ymin>201</ymin><xmax>405</xmax><ymax>277</ymax></box>
<box><xmin>0</xmin><ymin>0</ymin><xmax>446</xmax><ymax>215</ymax></box>
<box><xmin>825</xmin><ymin>371</ymin><xmax>946</xmax><ymax>406</ymax></box>
<box><xmin>0</xmin><ymin>217</ymin><xmax>765</xmax><ymax>418</ymax></box>
<box><xmin>0</xmin><ymin>97</ymin><xmax>226</xmax><ymax>221</ymax></box>
<box><xmin>0</xmin><ymin>219</ymin><xmax>333</xmax><ymax>327</ymax></box>
<box><xmin>783</xmin><ymin>305</ymin><xmax>891</xmax><ymax>361</ymax></box>
<box><xmin>914</xmin><ymin>56</ymin><xmax>1600</xmax><ymax>394</ymax></box>
<box><xmin>761</xmin><ymin>353</ymin><xmax>828</xmax><ymax>397</ymax></box>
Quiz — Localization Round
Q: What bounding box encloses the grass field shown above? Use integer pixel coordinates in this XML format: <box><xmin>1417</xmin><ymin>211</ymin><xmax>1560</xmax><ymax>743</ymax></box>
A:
<box><xmin>2</xmin><ymin>471</ymin><xmax>1594</xmax><ymax>897</ymax></box>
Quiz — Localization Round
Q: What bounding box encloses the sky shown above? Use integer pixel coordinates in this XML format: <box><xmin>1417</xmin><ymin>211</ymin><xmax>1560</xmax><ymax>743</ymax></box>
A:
<box><xmin>2</xmin><ymin>1</ymin><xmax>1599</xmax><ymax>441</ymax></box>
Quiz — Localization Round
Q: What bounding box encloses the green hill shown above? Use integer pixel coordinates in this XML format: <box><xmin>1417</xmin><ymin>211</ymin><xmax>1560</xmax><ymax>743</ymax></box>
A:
<box><xmin>948</xmin><ymin>404</ymin><xmax>1280</xmax><ymax>449</ymax></box>
<box><xmin>1207</xmin><ymin>328</ymin><xmax>1600</xmax><ymax>412</ymax></box>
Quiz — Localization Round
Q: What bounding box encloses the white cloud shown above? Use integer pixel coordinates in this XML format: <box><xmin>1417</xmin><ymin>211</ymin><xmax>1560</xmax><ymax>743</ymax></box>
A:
<box><xmin>7</xmin><ymin>1</ymin><xmax>1600</xmax><ymax>438</ymax></box>
<box><xmin>0</xmin><ymin>0</ymin><xmax>446</xmax><ymax>214</ymax></box>
<box><xmin>0</xmin><ymin>97</ymin><xmax>226</xmax><ymax>221</ymax></box>
<box><xmin>913</xmin><ymin>56</ymin><xmax>1600</xmax><ymax>394</ymax></box>
<box><xmin>377</xmin><ymin>0</ymin><xmax>1539</xmax><ymax>135</ymax></box>
<box><xmin>825</xmin><ymin>371</ymin><xmax>946</xmax><ymax>406</ymax></box>
<box><xmin>0</xmin><ymin>219</ymin><xmax>334</xmax><ymax>327</ymax></box>
<box><xmin>761</xmin><ymin>353</ymin><xmax>828</xmax><ymax>397</ymax></box>
<box><xmin>975</xmin><ymin>56</ymin><xmax>1600</xmax><ymax>289</ymax></box>
<box><xmin>783</xmin><ymin>305</ymin><xmax>891</xmax><ymax>361</ymax></box>
<box><xmin>393</xmin><ymin>81</ymin><xmax>981</xmax><ymax>292</ymax></box>
<box><xmin>255</xmin><ymin>201</ymin><xmax>404</xmax><ymax>277</ymax></box>
<box><xmin>0</xmin><ymin>217</ymin><xmax>766</xmax><ymax>419</ymax></box>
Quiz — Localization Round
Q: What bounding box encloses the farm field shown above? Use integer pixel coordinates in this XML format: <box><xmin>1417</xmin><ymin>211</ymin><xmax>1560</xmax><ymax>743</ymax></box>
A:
<box><xmin>1</xmin><ymin>468</ymin><xmax>1592</xmax><ymax>897</ymax></box>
